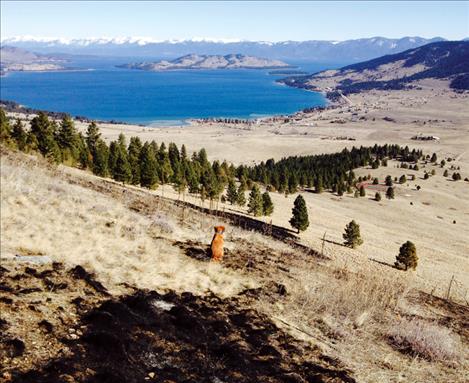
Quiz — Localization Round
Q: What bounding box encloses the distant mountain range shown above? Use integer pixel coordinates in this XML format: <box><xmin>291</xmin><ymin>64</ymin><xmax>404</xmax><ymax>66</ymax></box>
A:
<box><xmin>280</xmin><ymin>41</ymin><xmax>469</xmax><ymax>94</ymax></box>
<box><xmin>1</xmin><ymin>36</ymin><xmax>453</xmax><ymax>63</ymax></box>
<box><xmin>118</xmin><ymin>54</ymin><xmax>293</xmax><ymax>71</ymax></box>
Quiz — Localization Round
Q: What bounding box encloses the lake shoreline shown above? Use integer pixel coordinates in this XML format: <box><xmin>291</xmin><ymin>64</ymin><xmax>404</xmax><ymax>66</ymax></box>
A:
<box><xmin>0</xmin><ymin>59</ymin><xmax>330</xmax><ymax>126</ymax></box>
<box><xmin>0</xmin><ymin>82</ymin><xmax>331</xmax><ymax>128</ymax></box>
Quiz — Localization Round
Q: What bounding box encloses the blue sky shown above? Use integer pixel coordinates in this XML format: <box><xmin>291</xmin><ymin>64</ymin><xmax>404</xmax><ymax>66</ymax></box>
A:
<box><xmin>1</xmin><ymin>1</ymin><xmax>468</xmax><ymax>41</ymax></box>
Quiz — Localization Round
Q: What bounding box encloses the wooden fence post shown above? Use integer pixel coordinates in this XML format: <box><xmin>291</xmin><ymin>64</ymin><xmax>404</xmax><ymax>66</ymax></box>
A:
<box><xmin>321</xmin><ymin>231</ymin><xmax>327</xmax><ymax>257</ymax></box>
<box><xmin>446</xmin><ymin>275</ymin><xmax>455</xmax><ymax>301</ymax></box>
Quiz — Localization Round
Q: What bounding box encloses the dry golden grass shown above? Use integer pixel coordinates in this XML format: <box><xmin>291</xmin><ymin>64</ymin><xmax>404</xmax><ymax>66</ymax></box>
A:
<box><xmin>0</xmin><ymin>151</ymin><xmax>256</xmax><ymax>297</ymax></box>
<box><xmin>253</xmin><ymin>257</ymin><xmax>468</xmax><ymax>383</ymax></box>
<box><xmin>387</xmin><ymin>318</ymin><xmax>463</xmax><ymax>363</ymax></box>
<box><xmin>1</xmin><ymin>148</ymin><xmax>467</xmax><ymax>383</ymax></box>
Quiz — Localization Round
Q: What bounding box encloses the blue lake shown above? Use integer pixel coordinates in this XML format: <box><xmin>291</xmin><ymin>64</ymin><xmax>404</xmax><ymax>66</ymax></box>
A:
<box><xmin>0</xmin><ymin>57</ymin><xmax>338</xmax><ymax>125</ymax></box>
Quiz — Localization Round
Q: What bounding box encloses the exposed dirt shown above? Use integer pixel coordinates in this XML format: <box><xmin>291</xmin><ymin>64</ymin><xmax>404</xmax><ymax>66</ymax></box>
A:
<box><xmin>1</xmin><ymin>263</ymin><xmax>355</xmax><ymax>383</ymax></box>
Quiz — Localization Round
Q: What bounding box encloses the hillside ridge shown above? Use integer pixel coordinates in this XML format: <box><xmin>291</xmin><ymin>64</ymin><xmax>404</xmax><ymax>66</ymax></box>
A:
<box><xmin>118</xmin><ymin>53</ymin><xmax>293</xmax><ymax>71</ymax></box>
<box><xmin>280</xmin><ymin>41</ymin><xmax>469</xmax><ymax>93</ymax></box>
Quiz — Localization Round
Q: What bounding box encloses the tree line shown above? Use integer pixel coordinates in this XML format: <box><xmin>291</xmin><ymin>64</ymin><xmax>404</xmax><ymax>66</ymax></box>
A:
<box><xmin>243</xmin><ymin>144</ymin><xmax>423</xmax><ymax>195</ymax></box>
<box><xmin>0</xmin><ymin>110</ymin><xmax>424</xmax><ymax>218</ymax></box>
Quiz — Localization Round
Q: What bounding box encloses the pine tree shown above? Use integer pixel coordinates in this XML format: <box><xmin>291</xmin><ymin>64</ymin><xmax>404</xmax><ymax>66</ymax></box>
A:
<box><xmin>359</xmin><ymin>185</ymin><xmax>366</xmax><ymax>197</ymax></box>
<box><xmin>385</xmin><ymin>175</ymin><xmax>393</xmax><ymax>186</ymax></box>
<box><xmin>248</xmin><ymin>184</ymin><xmax>263</xmax><ymax>216</ymax></box>
<box><xmin>386</xmin><ymin>186</ymin><xmax>395</xmax><ymax>199</ymax></box>
<box><xmin>158</xmin><ymin>143</ymin><xmax>174</xmax><ymax>186</ymax></box>
<box><xmin>375</xmin><ymin>192</ymin><xmax>382</xmax><ymax>201</ymax></box>
<box><xmin>430</xmin><ymin>153</ymin><xmax>437</xmax><ymax>163</ymax></box>
<box><xmin>395</xmin><ymin>241</ymin><xmax>418</xmax><ymax>270</ymax></box>
<box><xmin>173</xmin><ymin>164</ymin><xmax>187</xmax><ymax>199</ymax></box>
<box><xmin>139</xmin><ymin>142</ymin><xmax>158</xmax><ymax>189</ymax></box>
<box><xmin>288</xmin><ymin>173</ymin><xmax>298</xmax><ymax>194</ymax></box>
<box><xmin>452</xmin><ymin>172</ymin><xmax>462</xmax><ymax>181</ymax></box>
<box><xmin>30</xmin><ymin>112</ymin><xmax>61</xmax><ymax>162</ymax></box>
<box><xmin>168</xmin><ymin>142</ymin><xmax>181</xmax><ymax>176</ymax></box>
<box><xmin>237</xmin><ymin>184</ymin><xmax>246</xmax><ymax>206</ymax></box>
<box><xmin>342</xmin><ymin>220</ymin><xmax>363</xmax><ymax>248</ymax></box>
<box><xmin>127</xmin><ymin>136</ymin><xmax>142</xmax><ymax>185</ymax></box>
<box><xmin>113</xmin><ymin>146</ymin><xmax>132</xmax><ymax>183</ymax></box>
<box><xmin>337</xmin><ymin>183</ymin><xmax>344</xmax><ymax>196</ymax></box>
<box><xmin>180</xmin><ymin>144</ymin><xmax>187</xmax><ymax>162</ymax></box>
<box><xmin>289</xmin><ymin>195</ymin><xmax>309</xmax><ymax>233</ymax></box>
<box><xmin>399</xmin><ymin>174</ymin><xmax>407</xmax><ymax>184</ymax></box>
<box><xmin>11</xmin><ymin>119</ymin><xmax>28</xmax><ymax>151</ymax></box>
<box><xmin>187</xmin><ymin>168</ymin><xmax>200</xmax><ymax>194</ymax></box>
<box><xmin>108</xmin><ymin>141</ymin><xmax>119</xmax><ymax>175</ymax></box>
<box><xmin>314</xmin><ymin>176</ymin><xmax>323</xmax><ymax>193</ymax></box>
<box><xmin>262</xmin><ymin>191</ymin><xmax>274</xmax><ymax>216</ymax></box>
<box><xmin>57</xmin><ymin>115</ymin><xmax>80</xmax><ymax>164</ymax></box>
<box><xmin>373</xmin><ymin>177</ymin><xmax>379</xmax><ymax>185</ymax></box>
<box><xmin>226</xmin><ymin>179</ymin><xmax>238</xmax><ymax>205</ymax></box>
<box><xmin>0</xmin><ymin>109</ymin><xmax>12</xmax><ymax>142</ymax></box>
<box><xmin>85</xmin><ymin>121</ymin><xmax>101</xmax><ymax>154</ymax></box>
<box><xmin>92</xmin><ymin>139</ymin><xmax>109</xmax><ymax>177</ymax></box>
<box><xmin>76</xmin><ymin>133</ymin><xmax>91</xmax><ymax>169</ymax></box>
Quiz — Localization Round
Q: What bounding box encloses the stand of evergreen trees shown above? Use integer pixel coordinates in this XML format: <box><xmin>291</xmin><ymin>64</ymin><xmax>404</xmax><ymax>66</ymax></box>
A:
<box><xmin>1</xmin><ymin>110</ymin><xmax>424</xmax><ymax>217</ymax></box>
<box><xmin>243</xmin><ymin>144</ymin><xmax>422</xmax><ymax>194</ymax></box>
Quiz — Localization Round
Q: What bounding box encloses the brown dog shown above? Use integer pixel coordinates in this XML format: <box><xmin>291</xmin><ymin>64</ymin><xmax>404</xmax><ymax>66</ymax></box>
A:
<box><xmin>210</xmin><ymin>226</ymin><xmax>225</xmax><ymax>262</ymax></box>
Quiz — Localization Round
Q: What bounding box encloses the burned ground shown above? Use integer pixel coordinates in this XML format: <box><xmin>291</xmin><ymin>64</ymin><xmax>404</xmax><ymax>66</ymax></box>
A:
<box><xmin>1</xmin><ymin>263</ymin><xmax>355</xmax><ymax>383</ymax></box>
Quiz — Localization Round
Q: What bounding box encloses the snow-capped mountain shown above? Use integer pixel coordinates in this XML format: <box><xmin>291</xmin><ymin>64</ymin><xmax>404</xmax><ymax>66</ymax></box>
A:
<box><xmin>1</xmin><ymin>36</ymin><xmax>447</xmax><ymax>62</ymax></box>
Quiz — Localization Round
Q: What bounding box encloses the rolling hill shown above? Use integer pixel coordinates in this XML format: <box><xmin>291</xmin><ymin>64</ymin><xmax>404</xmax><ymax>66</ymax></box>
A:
<box><xmin>280</xmin><ymin>41</ymin><xmax>469</xmax><ymax>94</ymax></box>
<box><xmin>0</xmin><ymin>46</ymin><xmax>66</xmax><ymax>74</ymax></box>
<box><xmin>118</xmin><ymin>53</ymin><xmax>293</xmax><ymax>71</ymax></box>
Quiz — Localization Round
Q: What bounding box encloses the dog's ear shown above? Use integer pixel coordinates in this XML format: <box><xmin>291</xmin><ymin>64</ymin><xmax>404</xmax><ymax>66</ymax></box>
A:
<box><xmin>220</xmin><ymin>226</ymin><xmax>225</xmax><ymax>233</ymax></box>
<box><xmin>214</xmin><ymin>226</ymin><xmax>218</xmax><ymax>233</ymax></box>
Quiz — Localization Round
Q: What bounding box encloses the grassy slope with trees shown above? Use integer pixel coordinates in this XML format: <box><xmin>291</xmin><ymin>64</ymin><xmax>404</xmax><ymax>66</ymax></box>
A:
<box><xmin>1</xmin><ymin>109</ymin><xmax>433</xmax><ymax>267</ymax></box>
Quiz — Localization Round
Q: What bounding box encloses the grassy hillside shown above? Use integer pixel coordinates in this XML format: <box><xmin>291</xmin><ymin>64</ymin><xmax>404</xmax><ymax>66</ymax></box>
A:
<box><xmin>1</xmin><ymin>147</ymin><xmax>468</xmax><ymax>382</ymax></box>
<box><xmin>281</xmin><ymin>41</ymin><xmax>469</xmax><ymax>93</ymax></box>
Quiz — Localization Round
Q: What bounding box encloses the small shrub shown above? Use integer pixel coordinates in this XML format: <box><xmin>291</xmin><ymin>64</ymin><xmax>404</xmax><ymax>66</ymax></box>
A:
<box><xmin>452</xmin><ymin>172</ymin><xmax>462</xmax><ymax>181</ymax></box>
<box><xmin>388</xmin><ymin>318</ymin><xmax>461</xmax><ymax>362</ymax></box>
<box><xmin>375</xmin><ymin>192</ymin><xmax>381</xmax><ymax>201</ymax></box>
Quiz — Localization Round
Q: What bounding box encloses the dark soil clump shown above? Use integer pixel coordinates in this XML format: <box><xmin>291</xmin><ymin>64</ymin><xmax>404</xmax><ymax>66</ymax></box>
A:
<box><xmin>11</xmin><ymin>290</ymin><xmax>355</xmax><ymax>383</ymax></box>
